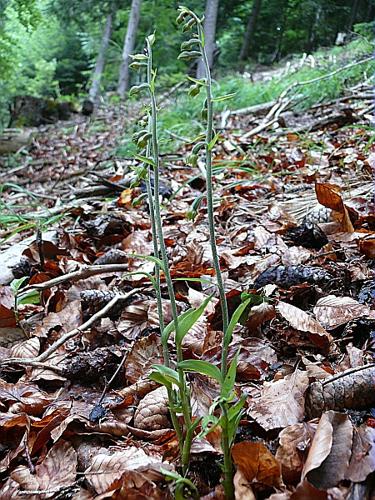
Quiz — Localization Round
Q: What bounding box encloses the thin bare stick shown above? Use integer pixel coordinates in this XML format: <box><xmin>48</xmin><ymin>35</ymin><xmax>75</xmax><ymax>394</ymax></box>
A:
<box><xmin>19</xmin><ymin>264</ymin><xmax>131</xmax><ymax>296</ymax></box>
<box><xmin>2</xmin><ymin>291</ymin><xmax>136</xmax><ymax>367</ymax></box>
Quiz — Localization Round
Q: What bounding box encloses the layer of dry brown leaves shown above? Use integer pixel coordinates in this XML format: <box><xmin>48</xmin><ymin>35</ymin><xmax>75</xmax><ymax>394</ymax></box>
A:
<box><xmin>0</xmin><ymin>91</ymin><xmax>374</xmax><ymax>499</ymax></box>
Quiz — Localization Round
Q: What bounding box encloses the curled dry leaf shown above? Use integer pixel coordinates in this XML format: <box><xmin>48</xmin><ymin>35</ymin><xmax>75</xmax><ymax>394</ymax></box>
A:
<box><xmin>11</xmin><ymin>440</ymin><xmax>77</xmax><ymax>498</ymax></box>
<box><xmin>231</xmin><ymin>441</ymin><xmax>282</xmax><ymax>488</ymax></box>
<box><xmin>315</xmin><ymin>182</ymin><xmax>354</xmax><ymax>233</ymax></box>
<box><xmin>305</xmin><ymin>364</ymin><xmax>375</xmax><ymax>419</ymax></box>
<box><xmin>84</xmin><ymin>447</ymin><xmax>164</xmax><ymax>495</ymax></box>
<box><xmin>276</xmin><ymin>422</ymin><xmax>318</xmax><ymax>484</ymax></box>
<box><xmin>313</xmin><ymin>295</ymin><xmax>370</xmax><ymax>329</ymax></box>
<box><xmin>133</xmin><ymin>386</ymin><xmax>170</xmax><ymax>431</ymax></box>
<box><xmin>249</xmin><ymin>370</ymin><xmax>309</xmax><ymax>430</ymax></box>
<box><xmin>276</xmin><ymin>301</ymin><xmax>332</xmax><ymax>349</ymax></box>
<box><xmin>245</xmin><ymin>302</ymin><xmax>276</xmax><ymax>333</ymax></box>
<box><xmin>301</xmin><ymin>411</ymin><xmax>353</xmax><ymax>490</ymax></box>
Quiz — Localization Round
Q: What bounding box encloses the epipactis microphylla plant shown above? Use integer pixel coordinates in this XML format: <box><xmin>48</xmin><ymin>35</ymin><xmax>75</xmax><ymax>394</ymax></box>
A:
<box><xmin>129</xmin><ymin>8</ymin><xmax>249</xmax><ymax>499</ymax></box>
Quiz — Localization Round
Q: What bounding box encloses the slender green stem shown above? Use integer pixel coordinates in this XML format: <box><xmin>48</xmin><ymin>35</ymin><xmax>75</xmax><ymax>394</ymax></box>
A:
<box><xmin>197</xmin><ymin>22</ymin><xmax>234</xmax><ymax>500</ymax></box>
<box><xmin>198</xmin><ymin>25</ymin><xmax>229</xmax><ymax>377</ymax></box>
<box><xmin>146</xmin><ymin>39</ymin><xmax>192</xmax><ymax>474</ymax></box>
<box><xmin>145</xmin><ymin>44</ymin><xmax>184</xmax><ymax>451</ymax></box>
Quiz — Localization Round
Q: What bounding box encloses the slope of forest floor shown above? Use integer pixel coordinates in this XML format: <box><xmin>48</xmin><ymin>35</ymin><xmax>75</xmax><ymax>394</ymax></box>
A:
<box><xmin>0</xmin><ymin>60</ymin><xmax>374</xmax><ymax>499</ymax></box>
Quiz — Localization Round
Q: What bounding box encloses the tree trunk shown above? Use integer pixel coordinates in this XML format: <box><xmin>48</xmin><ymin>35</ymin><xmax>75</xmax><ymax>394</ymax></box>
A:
<box><xmin>239</xmin><ymin>0</ymin><xmax>262</xmax><ymax>64</ymax></box>
<box><xmin>305</xmin><ymin>4</ymin><xmax>322</xmax><ymax>54</ymax></box>
<box><xmin>196</xmin><ymin>0</ymin><xmax>220</xmax><ymax>79</ymax></box>
<box><xmin>117</xmin><ymin>0</ymin><xmax>142</xmax><ymax>98</ymax></box>
<box><xmin>271</xmin><ymin>0</ymin><xmax>289</xmax><ymax>63</ymax></box>
<box><xmin>88</xmin><ymin>6</ymin><xmax>115</xmax><ymax>104</ymax></box>
<box><xmin>347</xmin><ymin>0</ymin><xmax>360</xmax><ymax>31</ymax></box>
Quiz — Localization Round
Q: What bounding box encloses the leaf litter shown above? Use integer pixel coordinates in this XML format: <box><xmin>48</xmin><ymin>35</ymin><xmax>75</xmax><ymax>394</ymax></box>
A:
<box><xmin>0</xmin><ymin>89</ymin><xmax>374</xmax><ymax>498</ymax></box>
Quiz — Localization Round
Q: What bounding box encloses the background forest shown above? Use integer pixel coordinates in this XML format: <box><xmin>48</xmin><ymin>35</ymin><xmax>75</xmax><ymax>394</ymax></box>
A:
<box><xmin>0</xmin><ymin>0</ymin><xmax>374</xmax><ymax>130</ymax></box>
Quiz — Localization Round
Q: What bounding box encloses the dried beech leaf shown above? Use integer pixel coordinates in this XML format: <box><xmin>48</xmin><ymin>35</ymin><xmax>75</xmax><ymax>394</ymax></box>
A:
<box><xmin>84</xmin><ymin>447</ymin><xmax>162</xmax><ymax>495</ymax></box>
<box><xmin>232</xmin><ymin>441</ymin><xmax>282</xmax><ymax>487</ymax></box>
<box><xmin>313</xmin><ymin>295</ymin><xmax>370</xmax><ymax>329</ymax></box>
<box><xmin>249</xmin><ymin>370</ymin><xmax>309</xmax><ymax>430</ymax></box>
<box><xmin>124</xmin><ymin>333</ymin><xmax>163</xmax><ymax>384</ymax></box>
<box><xmin>305</xmin><ymin>365</ymin><xmax>375</xmax><ymax>418</ymax></box>
<box><xmin>276</xmin><ymin>301</ymin><xmax>331</xmax><ymax>346</ymax></box>
<box><xmin>133</xmin><ymin>386</ymin><xmax>170</xmax><ymax>431</ymax></box>
<box><xmin>315</xmin><ymin>183</ymin><xmax>354</xmax><ymax>233</ymax></box>
<box><xmin>11</xmin><ymin>440</ymin><xmax>77</xmax><ymax>496</ymax></box>
<box><xmin>276</xmin><ymin>422</ymin><xmax>318</xmax><ymax>484</ymax></box>
<box><xmin>0</xmin><ymin>287</ymin><xmax>17</xmax><ymax>328</ymax></box>
<box><xmin>345</xmin><ymin>424</ymin><xmax>375</xmax><ymax>482</ymax></box>
<box><xmin>302</xmin><ymin>411</ymin><xmax>353</xmax><ymax>489</ymax></box>
<box><xmin>10</xmin><ymin>337</ymin><xmax>39</xmax><ymax>359</ymax></box>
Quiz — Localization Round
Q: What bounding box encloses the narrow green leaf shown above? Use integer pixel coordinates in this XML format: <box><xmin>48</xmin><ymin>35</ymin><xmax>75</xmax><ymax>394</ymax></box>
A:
<box><xmin>207</xmin><ymin>132</ymin><xmax>221</xmax><ymax>151</ymax></box>
<box><xmin>178</xmin><ymin>360</ymin><xmax>222</xmax><ymax>382</ymax></box>
<box><xmin>150</xmin><ymin>365</ymin><xmax>181</xmax><ymax>386</ymax></box>
<box><xmin>124</xmin><ymin>252</ymin><xmax>164</xmax><ymax>271</ymax></box>
<box><xmin>212</xmin><ymin>93</ymin><xmax>236</xmax><ymax>103</ymax></box>
<box><xmin>134</xmin><ymin>154</ymin><xmax>155</xmax><ymax>167</ymax></box>
<box><xmin>148</xmin><ymin>372</ymin><xmax>172</xmax><ymax>388</ymax></box>
<box><xmin>221</xmin><ymin>352</ymin><xmax>239</xmax><ymax>398</ymax></box>
<box><xmin>162</xmin><ymin>295</ymin><xmax>212</xmax><ymax>345</ymax></box>
<box><xmin>129</xmin><ymin>53</ymin><xmax>148</xmax><ymax>61</ymax></box>
<box><xmin>175</xmin><ymin>294</ymin><xmax>212</xmax><ymax>346</ymax></box>
<box><xmin>146</xmin><ymin>33</ymin><xmax>155</xmax><ymax>46</ymax></box>
<box><xmin>224</xmin><ymin>298</ymin><xmax>251</xmax><ymax>348</ymax></box>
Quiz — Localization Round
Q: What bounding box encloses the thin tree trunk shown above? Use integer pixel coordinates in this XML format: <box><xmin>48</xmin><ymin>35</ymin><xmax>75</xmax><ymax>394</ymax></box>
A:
<box><xmin>271</xmin><ymin>0</ymin><xmax>289</xmax><ymax>63</ymax></box>
<box><xmin>347</xmin><ymin>0</ymin><xmax>360</xmax><ymax>31</ymax></box>
<box><xmin>197</xmin><ymin>0</ymin><xmax>220</xmax><ymax>79</ymax></box>
<box><xmin>239</xmin><ymin>0</ymin><xmax>262</xmax><ymax>63</ymax></box>
<box><xmin>305</xmin><ymin>4</ymin><xmax>322</xmax><ymax>53</ymax></box>
<box><xmin>88</xmin><ymin>6</ymin><xmax>115</xmax><ymax>104</ymax></box>
<box><xmin>117</xmin><ymin>0</ymin><xmax>142</xmax><ymax>98</ymax></box>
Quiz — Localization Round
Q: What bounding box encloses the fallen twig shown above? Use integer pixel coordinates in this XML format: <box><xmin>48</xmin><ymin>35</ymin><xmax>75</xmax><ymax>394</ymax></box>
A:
<box><xmin>1</xmin><ymin>291</ymin><xmax>136</xmax><ymax>368</ymax></box>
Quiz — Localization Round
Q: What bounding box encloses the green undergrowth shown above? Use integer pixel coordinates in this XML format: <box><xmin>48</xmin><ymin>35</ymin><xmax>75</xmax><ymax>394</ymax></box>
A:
<box><xmin>152</xmin><ymin>37</ymin><xmax>374</xmax><ymax>151</ymax></box>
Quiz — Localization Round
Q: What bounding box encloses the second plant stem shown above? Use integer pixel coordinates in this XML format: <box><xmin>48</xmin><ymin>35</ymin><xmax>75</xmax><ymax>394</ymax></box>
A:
<box><xmin>146</xmin><ymin>39</ymin><xmax>192</xmax><ymax>474</ymax></box>
<box><xmin>198</xmin><ymin>23</ymin><xmax>234</xmax><ymax>500</ymax></box>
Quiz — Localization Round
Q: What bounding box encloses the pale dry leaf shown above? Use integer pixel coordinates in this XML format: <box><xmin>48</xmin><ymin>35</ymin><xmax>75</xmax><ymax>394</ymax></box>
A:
<box><xmin>232</xmin><ymin>441</ymin><xmax>282</xmax><ymax>487</ymax></box>
<box><xmin>84</xmin><ymin>447</ymin><xmax>162</xmax><ymax>495</ymax></box>
<box><xmin>313</xmin><ymin>295</ymin><xmax>370</xmax><ymax>329</ymax></box>
<box><xmin>276</xmin><ymin>422</ymin><xmax>318</xmax><ymax>484</ymax></box>
<box><xmin>248</xmin><ymin>370</ymin><xmax>309</xmax><ymax>430</ymax></box>
<box><xmin>133</xmin><ymin>386</ymin><xmax>170</xmax><ymax>431</ymax></box>
<box><xmin>10</xmin><ymin>337</ymin><xmax>40</xmax><ymax>359</ymax></box>
<box><xmin>302</xmin><ymin>411</ymin><xmax>353</xmax><ymax>489</ymax></box>
<box><xmin>11</xmin><ymin>440</ymin><xmax>77</xmax><ymax>497</ymax></box>
<box><xmin>345</xmin><ymin>424</ymin><xmax>375</xmax><ymax>482</ymax></box>
<box><xmin>246</xmin><ymin>302</ymin><xmax>276</xmax><ymax>333</ymax></box>
<box><xmin>233</xmin><ymin>469</ymin><xmax>256</xmax><ymax>500</ymax></box>
<box><xmin>276</xmin><ymin>301</ymin><xmax>329</xmax><ymax>337</ymax></box>
<box><xmin>124</xmin><ymin>332</ymin><xmax>163</xmax><ymax>385</ymax></box>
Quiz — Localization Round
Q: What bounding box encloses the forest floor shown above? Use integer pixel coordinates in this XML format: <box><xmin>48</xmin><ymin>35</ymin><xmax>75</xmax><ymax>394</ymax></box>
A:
<box><xmin>0</xmin><ymin>76</ymin><xmax>374</xmax><ymax>499</ymax></box>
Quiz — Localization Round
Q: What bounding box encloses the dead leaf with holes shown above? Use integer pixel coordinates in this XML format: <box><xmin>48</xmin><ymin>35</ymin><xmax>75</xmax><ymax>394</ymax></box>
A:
<box><xmin>313</xmin><ymin>295</ymin><xmax>371</xmax><ymax>329</ymax></box>
<box><xmin>248</xmin><ymin>370</ymin><xmax>309</xmax><ymax>430</ymax></box>
<box><xmin>301</xmin><ymin>411</ymin><xmax>353</xmax><ymax>489</ymax></box>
